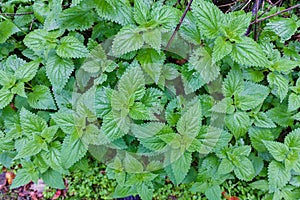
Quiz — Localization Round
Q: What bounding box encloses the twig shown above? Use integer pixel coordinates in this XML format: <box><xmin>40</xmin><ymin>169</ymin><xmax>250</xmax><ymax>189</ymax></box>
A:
<box><xmin>166</xmin><ymin>0</ymin><xmax>193</xmax><ymax>49</ymax></box>
<box><xmin>29</xmin><ymin>18</ymin><xmax>35</xmax><ymax>30</ymax></box>
<box><xmin>257</xmin><ymin>0</ymin><xmax>282</xmax><ymax>19</ymax></box>
<box><xmin>218</xmin><ymin>2</ymin><xmax>236</xmax><ymax>8</ymax></box>
<box><xmin>250</xmin><ymin>3</ymin><xmax>300</xmax><ymax>25</ymax></box>
<box><xmin>253</xmin><ymin>0</ymin><xmax>263</xmax><ymax>40</ymax></box>
<box><xmin>0</xmin><ymin>12</ymin><xmax>34</xmax><ymax>16</ymax></box>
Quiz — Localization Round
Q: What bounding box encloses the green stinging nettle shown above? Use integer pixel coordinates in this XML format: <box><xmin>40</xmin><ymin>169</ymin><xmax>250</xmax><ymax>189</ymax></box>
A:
<box><xmin>0</xmin><ymin>0</ymin><xmax>300</xmax><ymax>199</ymax></box>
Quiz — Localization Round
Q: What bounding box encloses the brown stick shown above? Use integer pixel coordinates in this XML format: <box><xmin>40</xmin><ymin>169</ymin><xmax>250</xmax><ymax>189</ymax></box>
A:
<box><xmin>0</xmin><ymin>12</ymin><xmax>34</xmax><ymax>16</ymax></box>
<box><xmin>257</xmin><ymin>0</ymin><xmax>282</xmax><ymax>19</ymax></box>
<box><xmin>250</xmin><ymin>3</ymin><xmax>300</xmax><ymax>25</ymax></box>
<box><xmin>166</xmin><ymin>0</ymin><xmax>193</xmax><ymax>49</ymax></box>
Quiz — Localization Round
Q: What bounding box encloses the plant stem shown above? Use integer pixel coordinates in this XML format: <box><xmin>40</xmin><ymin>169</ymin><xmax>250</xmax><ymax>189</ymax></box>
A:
<box><xmin>250</xmin><ymin>3</ymin><xmax>300</xmax><ymax>24</ymax></box>
<box><xmin>166</xmin><ymin>0</ymin><xmax>193</xmax><ymax>49</ymax></box>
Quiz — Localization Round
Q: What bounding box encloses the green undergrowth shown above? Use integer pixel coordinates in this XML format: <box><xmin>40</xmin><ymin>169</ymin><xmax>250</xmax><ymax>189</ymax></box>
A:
<box><xmin>0</xmin><ymin>0</ymin><xmax>300</xmax><ymax>200</ymax></box>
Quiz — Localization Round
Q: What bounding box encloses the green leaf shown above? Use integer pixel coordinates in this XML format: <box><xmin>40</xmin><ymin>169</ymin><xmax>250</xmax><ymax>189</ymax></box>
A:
<box><xmin>58</xmin><ymin>6</ymin><xmax>97</xmax><ymax>31</ymax></box>
<box><xmin>42</xmin><ymin>141</ymin><xmax>64</xmax><ymax>172</ymax></box>
<box><xmin>234</xmin><ymin>156</ymin><xmax>255</xmax><ymax>181</ymax></box>
<box><xmin>266</xmin><ymin>18</ymin><xmax>298</xmax><ymax>42</ymax></box>
<box><xmin>290</xmin><ymin>175</ymin><xmax>300</xmax><ymax>187</ymax></box>
<box><xmin>56</xmin><ymin>36</ymin><xmax>89</xmax><ymax>58</ymax></box>
<box><xmin>113</xmin><ymin>185</ymin><xmax>133</xmax><ymax>198</ymax></box>
<box><xmin>23</xmin><ymin>29</ymin><xmax>59</xmax><ymax>55</ymax></box>
<box><xmin>285</xmin><ymin>129</ymin><xmax>300</xmax><ymax>151</ymax></box>
<box><xmin>191</xmin><ymin>0</ymin><xmax>225</xmax><ymax>38</ymax></box>
<box><xmin>81</xmin><ymin>44</ymin><xmax>116</xmax><ymax>74</ymax></box>
<box><xmin>6</xmin><ymin>55</ymin><xmax>27</xmax><ymax>71</ymax></box>
<box><xmin>268</xmin><ymin>160</ymin><xmax>291</xmax><ymax>191</ymax></box>
<box><xmin>267</xmin><ymin>72</ymin><xmax>289</xmax><ymax>102</ymax></box>
<box><xmin>117</xmin><ymin>66</ymin><xmax>145</xmax><ymax>100</ymax></box>
<box><xmin>273</xmin><ymin>58</ymin><xmax>299</xmax><ymax>73</ymax></box>
<box><xmin>14</xmin><ymin>137</ymin><xmax>45</xmax><ymax>159</ymax></box>
<box><xmin>249</xmin><ymin>180</ymin><xmax>269</xmax><ymax>191</ymax></box>
<box><xmin>285</xmin><ymin>149</ymin><xmax>299</xmax><ymax>171</ymax></box>
<box><xmin>11</xmin><ymin>82</ymin><xmax>26</xmax><ymax>97</ymax></box>
<box><xmin>225</xmin><ymin>111</ymin><xmax>250</xmax><ymax>139</ymax></box>
<box><xmin>249</xmin><ymin>127</ymin><xmax>275</xmax><ymax>152</ymax></box>
<box><xmin>197</xmin><ymin>126</ymin><xmax>232</xmax><ymax>154</ymax></box>
<box><xmin>94</xmin><ymin>0</ymin><xmax>134</xmax><ymax>25</ymax></box>
<box><xmin>243</xmin><ymin>68</ymin><xmax>265</xmax><ymax>82</ymax></box>
<box><xmin>28</xmin><ymin>85</ymin><xmax>56</xmax><ymax>110</ymax></box>
<box><xmin>254</xmin><ymin>112</ymin><xmax>276</xmax><ymax>128</ymax></box>
<box><xmin>266</xmin><ymin>105</ymin><xmax>294</xmax><ymax>127</ymax></box>
<box><xmin>0</xmin><ymin>89</ymin><xmax>14</xmax><ymax>109</ymax></box>
<box><xmin>41</xmin><ymin>126</ymin><xmax>58</xmax><ymax>143</ymax></box>
<box><xmin>142</xmin><ymin>28</ymin><xmax>162</xmax><ymax>52</ymax></box>
<box><xmin>139</xmin><ymin>136</ymin><xmax>169</xmax><ymax>152</ymax></box>
<box><xmin>263</xmin><ymin>141</ymin><xmax>289</xmax><ymax>162</ymax></box>
<box><xmin>232</xmin><ymin>146</ymin><xmax>252</xmax><ymax>157</ymax></box>
<box><xmin>136</xmin><ymin>49</ymin><xmax>165</xmax><ymax>83</ymax></box>
<box><xmin>133</xmin><ymin>0</ymin><xmax>150</xmax><ymax>25</ymax></box>
<box><xmin>223</xmin><ymin>11</ymin><xmax>251</xmax><ymax>38</ymax></box>
<box><xmin>189</xmin><ymin>47</ymin><xmax>220</xmax><ymax>84</ymax></box>
<box><xmin>131</xmin><ymin>122</ymin><xmax>165</xmax><ymax>139</ymax></box>
<box><xmin>14</xmin><ymin>6</ymin><xmax>34</xmax><ymax>27</ymax></box>
<box><xmin>141</xmin><ymin>87</ymin><xmax>164</xmax><ymax>111</ymax></box>
<box><xmin>152</xmin><ymin>5</ymin><xmax>179</xmax><ymax>31</ymax></box>
<box><xmin>218</xmin><ymin>158</ymin><xmax>234</xmax><ymax>174</ymax></box>
<box><xmin>236</xmin><ymin>82</ymin><xmax>269</xmax><ymax>111</ymax></box>
<box><xmin>181</xmin><ymin>67</ymin><xmax>205</xmax><ymax>94</ymax></box>
<box><xmin>230</xmin><ymin>37</ymin><xmax>270</xmax><ymax>67</ymax></box>
<box><xmin>0</xmin><ymin>70</ymin><xmax>16</xmax><ymax>88</ymax></box>
<box><xmin>111</xmin><ymin>90</ymin><xmax>131</xmax><ymax>112</ymax></box>
<box><xmin>177</xmin><ymin>102</ymin><xmax>201</xmax><ymax>137</ymax></box>
<box><xmin>15</xmin><ymin>59</ymin><xmax>40</xmax><ymax>82</ymax></box>
<box><xmin>0</xmin><ymin>20</ymin><xmax>20</xmax><ymax>43</ymax></box>
<box><xmin>190</xmin><ymin>182</ymin><xmax>209</xmax><ymax>194</ymax></box>
<box><xmin>288</xmin><ymin>93</ymin><xmax>300</xmax><ymax>112</ymax></box>
<box><xmin>167</xmin><ymin>152</ymin><xmax>192</xmax><ymax>185</ymax></box>
<box><xmin>20</xmin><ymin>108</ymin><xmax>47</xmax><ymax>136</ymax></box>
<box><xmin>101</xmin><ymin>111</ymin><xmax>131</xmax><ymax>141</ymax></box>
<box><xmin>61</xmin><ymin>133</ymin><xmax>88</xmax><ymax>169</ymax></box>
<box><xmin>136</xmin><ymin>183</ymin><xmax>153</xmax><ymax>200</ymax></box>
<box><xmin>205</xmin><ymin>185</ymin><xmax>221</xmax><ymax>200</ymax></box>
<box><xmin>10</xmin><ymin>169</ymin><xmax>33</xmax><ymax>189</ymax></box>
<box><xmin>112</xmin><ymin>26</ymin><xmax>144</xmax><ymax>56</ymax></box>
<box><xmin>95</xmin><ymin>87</ymin><xmax>113</xmax><ymax>118</ymax></box>
<box><xmin>46</xmin><ymin>54</ymin><xmax>74</xmax><ymax>91</ymax></box>
<box><xmin>41</xmin><ymin>169</ymin><xmax>65</xmax><ymax>189</ymax></box>
<box><xmin>179</xmin><ymin>12</ymin><xmax>201</xmax><ymax>45</ymax></box>
<box><xmin>51</xmin><ymin>112</ymin><xmax>75</xmax><ymax>134</ymax></box>
<box><xmin>124</xmin><ymin>153</ymin><xmax>144</xmax><ymax>173</ymax></box>
<box><xmin>129</xmin><ymin>102</ymin><xmax>154</xmax><ymax>120</ymax></box>
<box><xmin>222</xmin><ymin>67</ymin><xmax>244</xmax><ymax>97</ymax></box>
<box><xmin>212</xmin><ymin>36</ymin><xmax>233</xmax><ymax>63</ymax></box>
<box><xmin>211</xmin><ymin>98</ymin><xmax>235</xmax><ymax>114</ymax></box>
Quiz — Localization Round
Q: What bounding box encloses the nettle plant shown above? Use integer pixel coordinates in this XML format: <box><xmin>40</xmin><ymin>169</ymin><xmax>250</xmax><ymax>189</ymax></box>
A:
<box><xmin>0</xmin><ymin>0</ymin><xmax>300</xmax><ymax>199</ymax></box>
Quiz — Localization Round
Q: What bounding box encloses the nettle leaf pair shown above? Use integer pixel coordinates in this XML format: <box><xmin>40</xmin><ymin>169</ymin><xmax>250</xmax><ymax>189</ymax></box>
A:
<box><xmin>0</xmin><ymin>56</ymin><xmax>55</xmax><ymax>110</ymax></box>
<box><xmin>24</xmin><ymin>29</ymin><xmax>89</xmax><ymax>91</ymax></box>
<box><xmin>95</xmin><ymin>65</ymin><xmax>164</xmax><ymax>142</ymax></box>
<box><xmin>249</xmin><ymin>129</ymin><xmax>300</xmax><ymax>199</ymax></box>
<box><xmin>264</xmin><ymin>129</ymin><xmax>300</xmax><ymax>190</ymax></box>
<box><xmin>189</xmin><ymin>1</ymin><xmax>270</xmax><ymax>84</ymax></box>
<box><xmin>104</xmin><ymin>98</ymin><xmax>204</xmax><ymax>199</ymax></box>
<box><xmin>3</xmin><ymin>108</ymin><xmax>65</xmax><ymax>190</ymax></box>
<box><xmin>109</xmin><ymin>0</ymin><xmax>180</xmax><ymax>56</ymax></box>
<box><xmin>208</xmin><ymin>67</ymin><xmax>273</xmax><ymax>139</ymax></box>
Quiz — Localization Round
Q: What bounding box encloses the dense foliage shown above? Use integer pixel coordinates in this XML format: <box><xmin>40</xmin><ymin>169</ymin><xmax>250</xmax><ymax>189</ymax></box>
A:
<box><xmin>0</xmin><ymin>0</ymin><xmax>300</xmax><ymax>199</ymax></box>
